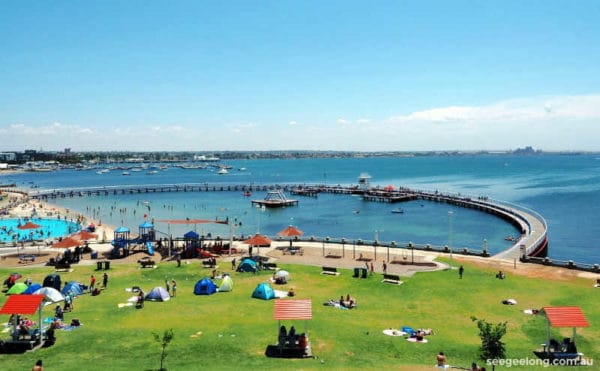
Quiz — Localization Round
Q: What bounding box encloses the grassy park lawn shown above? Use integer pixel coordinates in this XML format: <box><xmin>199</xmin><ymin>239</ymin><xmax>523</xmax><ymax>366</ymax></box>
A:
<box><xmin>1</xmin><ymin>259</ymin><xmax>598</xmax><ymax>370</ymax></box>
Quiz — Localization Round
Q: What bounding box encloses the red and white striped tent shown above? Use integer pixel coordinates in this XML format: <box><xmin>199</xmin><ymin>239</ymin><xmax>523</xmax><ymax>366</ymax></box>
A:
<box><xmin>274</xmin><ymin>299</ymin><xmax>312</xmax><ymax>335</ymax></box>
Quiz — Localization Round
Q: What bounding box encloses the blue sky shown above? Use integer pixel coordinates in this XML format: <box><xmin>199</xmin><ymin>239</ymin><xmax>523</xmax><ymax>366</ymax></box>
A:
<box><xmin>1</xmin><ymin>1</ymin><xmax>599</xmax><ymax>151</ymax></box>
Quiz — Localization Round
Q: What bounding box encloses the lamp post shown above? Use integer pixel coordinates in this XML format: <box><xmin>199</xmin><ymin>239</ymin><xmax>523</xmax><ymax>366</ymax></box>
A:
<box><xmin>448</xmin><ymin>211</ymin><xmax>454</xmax><ymax>263</ymax></box>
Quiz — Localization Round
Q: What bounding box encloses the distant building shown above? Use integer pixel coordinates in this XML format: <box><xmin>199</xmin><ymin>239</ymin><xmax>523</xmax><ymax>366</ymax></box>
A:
<box><xmin>0</xmin><ymin>152</ymin><xmax>16</xmax><ymax>162</ymax></box>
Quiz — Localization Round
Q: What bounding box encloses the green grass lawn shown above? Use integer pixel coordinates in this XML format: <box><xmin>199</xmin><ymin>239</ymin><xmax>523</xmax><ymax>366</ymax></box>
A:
<box><xmin>1</xmin><ymin>259</ymin><xmax>597</xmax><ymax>370</ymax></box>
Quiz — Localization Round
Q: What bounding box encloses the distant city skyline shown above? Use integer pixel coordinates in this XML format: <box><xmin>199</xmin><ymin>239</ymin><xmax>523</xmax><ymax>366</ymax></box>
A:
<box><xmin>1</xmin><ymin>1</ymin><xmax>599</xmax><ymax>151</ymax></box>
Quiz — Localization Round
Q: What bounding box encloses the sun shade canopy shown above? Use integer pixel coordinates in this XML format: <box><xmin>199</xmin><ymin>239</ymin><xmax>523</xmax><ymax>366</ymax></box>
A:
<box><xmin>543</xmin><ymin>306</ymin><xmax>589</xmax><ymax>328</ymax></box>
<box><xmin>274</xmin><ymin>299</ymin><xmax>312</xmax><ymax>320</ymax></box>
<box><xmin>0</xmin><ymin>294</ymin><xmax>45</xmax><ymax>315</ymax></box>
<box><xmin>157</xmin><ymin>219</ymin><xmax>229</xmax><ymax>225</ymax></box>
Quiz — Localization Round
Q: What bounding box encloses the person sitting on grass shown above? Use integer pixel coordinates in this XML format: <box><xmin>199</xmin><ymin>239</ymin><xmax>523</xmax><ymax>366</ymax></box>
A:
<box><xmin>55</xmin><ymin>305</ymin><xmax>64</xmax><ymax>321</ymax></box>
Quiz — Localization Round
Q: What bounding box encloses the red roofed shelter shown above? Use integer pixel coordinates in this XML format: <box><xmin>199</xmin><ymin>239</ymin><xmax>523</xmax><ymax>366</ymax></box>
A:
<box><xmin>0</xmin><ymin>294</ymin><xmax>45</xmax><ymax>346</ymax></box>
<box><xmin>541</xmin><ymin>306</ymin><xmax>589</xmax><ymax>355</ymax></box>
<box><xmin>271</xmin><ymin>299</ymin><xmax>312</xmax><ymax>358</ymax></box>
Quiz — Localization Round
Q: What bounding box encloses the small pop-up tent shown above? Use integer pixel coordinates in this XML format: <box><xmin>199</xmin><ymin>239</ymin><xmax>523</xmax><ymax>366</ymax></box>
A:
<box><xmin>218</xmin><ymin>275</ymin><xmax>234</xmax><ymax>292</ymax></box>
<box><xmin>194</xmin><ymin>278</ymin><xmax>217</xmax><ymax>295</ymax></box>
<box><xmin>62</xmin><ymin>281</ymin><xmax>84</xmax><ymax>296</ymax></box>
<box><xmin>23</xmin><ymin>283</ymin><xmax>43</xmax><ymax>295</ymax></box>
<box><xmin>252</xmin><ymin>282</ymin><xmax>275</xmax><ymax>300</ymax></box>
<box><xmin>33</xmin><ymin>287</ymin><xmax>65</xmax><ymax>306</ymax></box>
<box><xmin>237</xmin><ymin>258</ymin><xmax>258</xmax><ymax>273</ymax></box>
<box><xmin>146</xmin><ymin>287</ymin><xmax>170</xmax><ymax>301</ymax></box>
<box><xmin>6</xmin><ymin>282</ymin><xmax>28</xmax><ymax>295</ymax></box>
<box><xmin>43</xmin><ymin>274</ymin><xmax>61</xmax><ymax>291</ymax></box>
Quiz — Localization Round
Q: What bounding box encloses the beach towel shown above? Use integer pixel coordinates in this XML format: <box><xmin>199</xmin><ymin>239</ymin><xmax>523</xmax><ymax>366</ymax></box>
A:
<box><xmin>273</xmin><ymin>289</ymin><xmax>288</xmax><ymax>298</ymax></box>
<box><xmin>406</xmin><ymin>337</ymin><xmax>428</xmax><ymax>343</ymax></box>
<box><xmin>382</xmin><ymin>329</ymin><xmax>406</xmax><ymax>337</ymax></box>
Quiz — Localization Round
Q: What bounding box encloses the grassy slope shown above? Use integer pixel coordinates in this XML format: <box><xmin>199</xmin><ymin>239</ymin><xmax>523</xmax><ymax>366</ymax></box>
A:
<box><xmin>0</xmin><ymin>260</ymin><xmax>597</xmax><ymax>370</ymax></box>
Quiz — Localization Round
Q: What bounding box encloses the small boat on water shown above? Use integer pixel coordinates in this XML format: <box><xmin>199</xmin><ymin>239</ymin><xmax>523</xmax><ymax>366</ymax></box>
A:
<box><xmin>391</xmin><ymin>208</ymin><xmax>404</xmax><ymax>214</ymax></box>
<box><xmin>243</xmin><ymin>191</ymin><xmax>252</xmax><ymax>197</ymax></box>
<box><xmin>218</xmin><ymin>168</ymin><xmax>228</xmax><ymax>175</ymax></box>
<box><xmin>122</xmin><ymin>171</ymin><xmax>130</xmax><ymax>176</ymax></box>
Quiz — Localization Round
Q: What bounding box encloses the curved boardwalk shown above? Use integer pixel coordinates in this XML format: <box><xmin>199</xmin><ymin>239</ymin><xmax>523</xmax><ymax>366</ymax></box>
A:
<box><xmin>11</xmin><ymin>182</ymin><xmax>548</xmax><ymax>259</ymax></box>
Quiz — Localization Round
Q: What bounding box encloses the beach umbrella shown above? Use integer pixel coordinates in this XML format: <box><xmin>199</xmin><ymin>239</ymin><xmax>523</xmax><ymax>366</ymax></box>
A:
<box><xmin>274</xmin><ymin>270</ymin><xmax>290</xmax><ymax>280</ymax></box>
<box><xmin>72</xmin><ymin>230</ymin><xmax>98</xmax><ymax>241</ymax></box>
<box><xmin>17</xmin><ymin>221</ymin><xmax>41</xmax><ymax>230</ymax></box>
<box><xmin>6</xmin><ymin>282</ymin><xmax>28</xmax><ymax>295</ymax></box>
<box><xmin>243</xmin><ymin>233</ymin><xmax>272</xmax><ymax>255</ymax></box>
<box><xmin>277</xmin><ymin>225</ymin><xmax>304</xmax><ymax>248</ymax></box>
<box><xmin>52</xmin><ymin>236</ymin><xmax>83</xmax><ymax>249</ymax></box>
<box><xmin>243</xmin><ymin>233</ymin><xmax>272</xmax><ymax>246</ymax></box>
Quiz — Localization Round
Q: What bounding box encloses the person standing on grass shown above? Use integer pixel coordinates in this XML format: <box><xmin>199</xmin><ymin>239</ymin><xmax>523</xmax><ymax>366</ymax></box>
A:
<box><xmin>32</xmin><ymin>359</ymin><xmax>43</xmax><ymax>371</ymax></box>
<box><xmin>103</xmin><ymin>272</ymin><xmax>108</xmax><ymax>288</ymax></box>
<box><xmin>171</xmin><ymin>280</ymin><xmax>177</xmax><ymax>297</ymax></box>
<box><xmin>165</xmin><ymin>279</ymin><xmax>170</xmax><ymax>296</ymax></box>
<box><xmin>459</xmin><ymin>265</ymin><xmax>464</xmax><ymax>279</ymax></box>
<box><xmin>90</xmin><ymin>275</ymin><xmax>96</xmax><ymax>292</ymax></box>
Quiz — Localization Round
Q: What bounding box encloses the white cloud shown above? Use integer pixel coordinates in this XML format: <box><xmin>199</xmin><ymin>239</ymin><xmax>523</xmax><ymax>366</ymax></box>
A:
<box><xmin>1</xmin><ymin>95</ymin><xmax>599</xmax><ymax>151</ymax></box>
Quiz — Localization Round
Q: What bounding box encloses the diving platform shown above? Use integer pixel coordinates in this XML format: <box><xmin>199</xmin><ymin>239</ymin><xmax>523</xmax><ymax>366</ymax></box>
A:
<box><xmin>252</xmin><ymin>190</ymin><xmax>298</xmax><ymax>208</ymax></box>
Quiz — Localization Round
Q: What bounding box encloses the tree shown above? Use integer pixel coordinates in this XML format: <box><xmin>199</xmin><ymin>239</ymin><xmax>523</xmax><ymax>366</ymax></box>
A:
<box><xmin>153</xmin><ymin>328</ymin><xmax>174</xmax><ymax>371</ymax></box>
<box><xmin>471</xmin><ymin>316</ymin><xmax>507</xmax><ymax>370</ymax></box>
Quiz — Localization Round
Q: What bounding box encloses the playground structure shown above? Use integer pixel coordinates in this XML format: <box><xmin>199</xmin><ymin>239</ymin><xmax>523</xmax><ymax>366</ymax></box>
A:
<box><xmin>110</xmin><ymin>218</ymin><xmax>235</xmax><ymax>259</ymax></box>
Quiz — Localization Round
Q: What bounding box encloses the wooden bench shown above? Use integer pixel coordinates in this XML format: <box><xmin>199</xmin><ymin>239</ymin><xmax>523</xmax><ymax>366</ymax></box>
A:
<box><xmin>138</xmin><ymin>259</ymin><xmax>155</xmax><ymax>268</ymax></box>
<box><xmin>201</xmin><ymin>260</ymin><xmax>216</xmax><ymax>268</ymax></box>
<box><xmin>382</xmin><ymin>274</ymin><xmax>403</xmax><ymax>285</ymax></box>
<box><xmin>55</xmin><ymin>262</ymin><xmax>71</xmax><ymax>272</ymax></box>
<box><xmin>321</xmin><ymin>266</ymin><xmax>339</xmax><ymax>276</ymax></box>
<box><xmin>264</xmin><ymin>262</ymin><xmax>278</xmax><ymax>270</ymax></box>
<box><xmin>19</xmin><ymin>255</ymin><xmax>35</xmax><ymax>264</ymax></box>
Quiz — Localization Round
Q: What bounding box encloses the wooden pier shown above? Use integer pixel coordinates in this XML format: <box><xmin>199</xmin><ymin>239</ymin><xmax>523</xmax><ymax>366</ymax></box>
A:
<box><xmin>8</xmin><ymin>181</ymin><xmax>547</xmax><ymax>259</ymax></box>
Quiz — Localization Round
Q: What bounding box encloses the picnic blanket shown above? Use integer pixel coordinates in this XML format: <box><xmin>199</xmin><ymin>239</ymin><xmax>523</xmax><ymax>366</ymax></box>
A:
<box><xmin>382</xmin><ymin>329</ymin><xmax>406</xmax><ymax>337</ymax></box>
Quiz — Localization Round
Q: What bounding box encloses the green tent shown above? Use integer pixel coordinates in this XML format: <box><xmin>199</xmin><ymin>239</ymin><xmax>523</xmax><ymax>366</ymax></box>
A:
<box><xmin>6</xmin><ymin>282</ymin><xmax>28</xmax><ymax>295</ymax></box>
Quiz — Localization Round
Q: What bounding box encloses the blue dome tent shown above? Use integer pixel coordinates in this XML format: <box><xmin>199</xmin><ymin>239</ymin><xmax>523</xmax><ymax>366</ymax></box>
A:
<box><xmin>252</xmin><ymin>282</ymin><xmax>275</xmax><ymax>300</ymax></box>
<box><xmin>236</xmin><ymin>258</ymin><xmax>258</xmax><ymax>273</ymax></box>
<box><xmin>194</xmin><ymin>278</ymin><xmax>217</xmax><ymax>295</ymax></box>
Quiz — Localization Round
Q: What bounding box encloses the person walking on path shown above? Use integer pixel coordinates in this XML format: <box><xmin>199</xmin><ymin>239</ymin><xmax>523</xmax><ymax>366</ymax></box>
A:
<box><xmin>370</xmin><ymin>262</ymin><xmax>374</xmax><ymax>275</ymax></box>
<box><xmin>176</xmin><ymin>253</ymin><xmax>181</xmax><ymax>267</ymax></box>
<box><xmin>89</xmin><ymin>275</ymin><xmax>96</xmax><ymax>292</ymax></box>
<box><xmin>382</xmin><ymin>261</ymin><xmax>387</xmax><ymax>274</ymax></box>
<box><xmin>103</xmin><ymin>272</ymin><xmax>108</xmax><ymax>288</ymax></box>
<box><xmin>458</xmin><ymin>265</ymin><xmax>464</xmax><ymax>279</ymax></box>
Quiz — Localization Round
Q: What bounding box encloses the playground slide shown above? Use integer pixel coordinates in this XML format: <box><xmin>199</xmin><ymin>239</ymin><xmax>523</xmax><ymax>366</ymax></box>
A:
<box><xmin>146</xmin><ymin>241</ymin><xmax>154</xmax><ymax>256</ymax></box>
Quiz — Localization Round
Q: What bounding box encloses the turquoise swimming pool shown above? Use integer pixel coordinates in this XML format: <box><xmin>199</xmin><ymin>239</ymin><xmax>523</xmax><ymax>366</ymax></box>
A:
<box><xmin>0</xmin><ymin>218</ymin><xmax>80</xmax><ymax>244</ymax></box>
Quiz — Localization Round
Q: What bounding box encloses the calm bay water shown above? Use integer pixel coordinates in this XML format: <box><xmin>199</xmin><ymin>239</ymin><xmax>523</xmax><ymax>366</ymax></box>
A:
<box><xmin>2</xmin><ymin>154</ymin><xmax>599</xmax><ymax>264</ymax></box>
